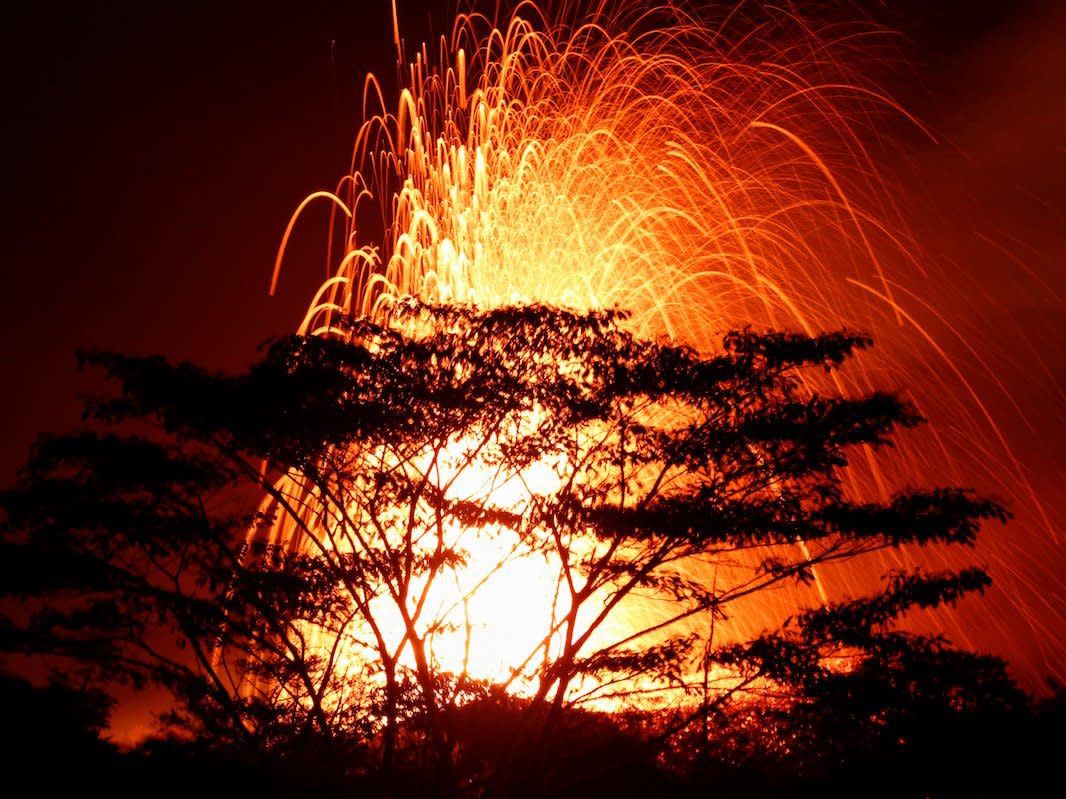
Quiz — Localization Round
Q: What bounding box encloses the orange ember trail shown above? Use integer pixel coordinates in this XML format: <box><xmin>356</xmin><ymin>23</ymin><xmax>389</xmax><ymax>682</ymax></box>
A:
<box><xmin>261</xmin><ymin>0</ymin><xmax>1065</xmax><ymax>695</ymax></box>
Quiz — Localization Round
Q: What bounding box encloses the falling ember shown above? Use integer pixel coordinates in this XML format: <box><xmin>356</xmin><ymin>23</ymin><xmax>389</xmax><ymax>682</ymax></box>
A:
<box><xmin>259</xmin><ymin>0</ymin><xmax>1064</xmax><ymax>694</ymax></box>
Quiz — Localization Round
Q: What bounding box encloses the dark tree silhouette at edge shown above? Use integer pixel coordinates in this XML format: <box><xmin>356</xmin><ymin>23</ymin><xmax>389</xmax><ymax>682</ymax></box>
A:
<box><xmin>0</xmin><ymin>302</ymin><xmax>1019</xmax><ymax>798</ymax></box>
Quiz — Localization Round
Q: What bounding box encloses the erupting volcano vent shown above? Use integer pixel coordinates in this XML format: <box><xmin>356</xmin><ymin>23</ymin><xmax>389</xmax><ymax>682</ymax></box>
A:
<box><xmin>256</xmin><ymin>0</ymin><xmax>1063</xmax><ymax>696</ymax></box>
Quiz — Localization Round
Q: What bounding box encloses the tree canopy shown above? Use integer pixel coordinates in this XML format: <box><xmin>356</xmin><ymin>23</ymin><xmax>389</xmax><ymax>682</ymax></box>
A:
<box><xmin>0</xmin><ymin>302</ymin><xmax>1014</xmax><ymax>797</ymax></box>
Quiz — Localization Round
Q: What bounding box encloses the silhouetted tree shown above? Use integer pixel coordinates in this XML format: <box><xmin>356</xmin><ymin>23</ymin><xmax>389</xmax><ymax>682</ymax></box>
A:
<box><xmin>662</xmin><ymin>572</ymin><xmax>1036</xmax><ymax>797</ymax></box>
<box><xmin>0</xmin><ymin>302</ymin><xmax>1010</xmax><ymax>797</ymax></box>
<box><xmin>0</xmin><ymin>672</ymin><xmax>125</xmax><ymax>791</ymax></box>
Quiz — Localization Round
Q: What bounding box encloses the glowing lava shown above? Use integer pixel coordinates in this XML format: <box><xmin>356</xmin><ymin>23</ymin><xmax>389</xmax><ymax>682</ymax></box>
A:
<box><xmin>260</xmin><ymin>1</ymin><xmax>1063</xmax><ymax>694</ymax></box>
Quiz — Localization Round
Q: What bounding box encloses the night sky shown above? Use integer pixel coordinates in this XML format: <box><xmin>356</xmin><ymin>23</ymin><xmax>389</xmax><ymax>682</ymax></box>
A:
<box><xmin>2</xmin><ymin>0</ymin><xmax>1064</xmax><ymax>731</ymax></box>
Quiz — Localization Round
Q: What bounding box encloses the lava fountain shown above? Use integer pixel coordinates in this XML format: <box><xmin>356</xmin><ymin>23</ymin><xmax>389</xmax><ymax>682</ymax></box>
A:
<box><xmin>260</xmin><ymin>0</ymin><xmax>1064</xmax><ymax>695</ymax></box>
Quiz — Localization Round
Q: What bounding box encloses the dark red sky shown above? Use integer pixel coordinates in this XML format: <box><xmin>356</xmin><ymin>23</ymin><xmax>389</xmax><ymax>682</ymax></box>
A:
<box><xmin>1</xmin><ymin>1</ymin><xmax>406</xmax><ymax>482</ymax></box>
<box><xmin>2</xmin><ymin>0</ymin><xmax>1064</xmax><ymax>703</ymax></box>
<box><xmin>1</xmin><ymin>0</ymin><xmax>1061</xmax><ymax>481</ymax></box>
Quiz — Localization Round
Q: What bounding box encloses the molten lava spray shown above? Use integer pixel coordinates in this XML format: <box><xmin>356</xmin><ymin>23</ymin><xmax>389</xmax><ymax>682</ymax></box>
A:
<box><xmin>265</xmin><ymin>0</ymin><xmax>1064</xmax><ymax>693</ymax></box>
